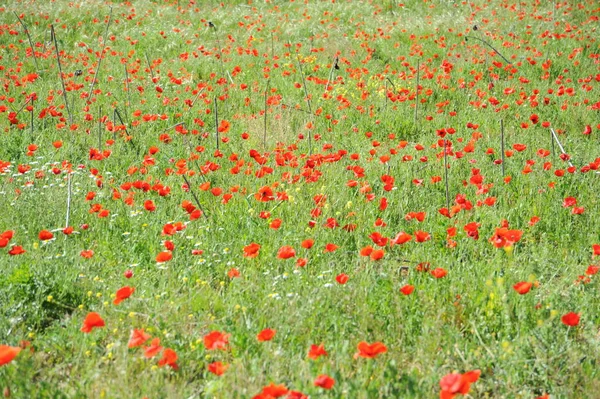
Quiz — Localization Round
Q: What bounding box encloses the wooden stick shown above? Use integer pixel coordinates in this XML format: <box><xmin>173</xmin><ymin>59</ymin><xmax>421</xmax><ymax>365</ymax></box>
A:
<box><xmin>124</xmin><ymin>63</ymin><xmax>132</xmax><ymax>114</ymax></box>
<box><xmin>414</xmin><ymin>60</ymin><xmax>420</xmax><ymax>129</ymax></box>
<box><xmin>500</xmin><ymin>119</ymin><xmax>505</xmax><ymax>176</ymax></box>
<box><xmin>87</xmin><ymin>7</ymin><xmax>113</xmax><ymax>101</ymax></box>
<box><xmin>263</xmin><ymin>80</ymin><xmax>269</xmax><ymax>151</ymax></box>
<box><xmin>325</xmin><ymin>55</ymin><xmax>338</xmax><ymax>94</ymax></box>
<box><xmin>293</xmin><ymin>49</ymin><xmax>313</xmax><ymax>155</ymax></box>
<box><xmin>50</xmin><ymin>25</ymin><xmax>73</xmax><ymax>124</ymax></box>
<box><xmin>182</xmin><ymin>174</ymin><xmax>208</xmax><ymax>219</ymax></box>
<box><xmin>550</xmin><ymin>128</ymin><xmax>574</xmax><ymax>168</ymax></box>
<box><xmin>444</xmin><ymin>139</ymin><xmax>450</xmax><ymax>212</ymax></box>
<box><xmin>14</xmin><ymin>12</ymin><xmax>39</xmax><ymax>70</ymax></box>
<box><xmin>65</xmin><ymin>172</ymin><xmax>72</xmax><ymax>228</ymax></box>
<box><xmin>464</xmin><ymin>35</ymin><xmax>512</xmax><ymax>65</ymax></box>
<box><xmin>214</xmin><ymin>97</ymin><xmax>219</xmax><ymax>151</ymax></box>
<box><xmin>30</xmin><ymin>98</ymin><xmax>34</xmax><ymax>143</ymax></box>
<box><xmin>97</xmin><ymin>105</ymin><xmax>103</xmax><ymax>150</ymax></box>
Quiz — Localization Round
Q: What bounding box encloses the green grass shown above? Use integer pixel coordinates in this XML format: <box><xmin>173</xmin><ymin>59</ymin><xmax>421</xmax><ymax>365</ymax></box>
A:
<box><xmin>1</xmin><ymin>0</ymin><xmax>600</xmax><ymax>398</ymax></box>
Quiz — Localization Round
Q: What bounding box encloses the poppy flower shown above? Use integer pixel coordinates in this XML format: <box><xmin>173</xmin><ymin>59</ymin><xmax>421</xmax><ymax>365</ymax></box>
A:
<box><xmin>335</xmin><ymin>273</ymin><xmax>349</xmax><ymax>285</ymax></box>
<box><xmin>391</xmin><ymin>231</ymin><xmax>412</xmax><ymax>245</ymax></box>
<box><xmin>113</xmin><ymin>286</ymin><xmax>135</xmax><ymax>305</ymax></box>
<box><xmin>308</xmin><ymin>343</ymin><xmax>328</xmax><ymax>359</ymax></box>
<box><xmin>296</xmin><ymin>258</ymin><xmax>307</xmax><ymax>267</ymax></box>
<box><xmin>277</xmin><ymin>245</ymin><xmax>296</xmax><ymax>259</ymax></box>
<box><xmin>208</xmin><ymin>361</ymin><xmax>228</xmax><ymax>376</ymax></box>
<box><xmin>158</xmin><ymin>348</ymin><xmax>178</xmax><ymax>369</ymax></box>
<box><xmin>324</xmin><ymin>243</ymin><xmax>338</xmax><ymax>252</ymax></box>
<box><xmin>439</xmin><ymin>370</ymin><xmax>480</xmax><ymax>399</ymax></box>
<box><xmin>228</xmin><ymin>268</ymin><xmax>240</xmax><ymax>278</ymax></box>
<box><xmin>80</xmin><ymin>249</ymin><xmax>94</xmax><ymax>258</ymax></box>
<box><xmin>561</xmin><ymin>312</ymin><xmax>580</xmax><ymax>327</ymax></box>
<box><xmin>255</xmin><ymin>186</ymin><xmax>275</xmax><ymax>202</ymax></box>
<box><xmin>593</xmin><ymin>244</ymin><xmax>600</xmax><ymax>257</ymax></box>
<box><xmin>156</xmin><ymin>251</ymin><xmax>172</xmax><ymax>263</ymax></box>
<box><xmin>512</xmin><ymin>282</ymin><xmax>532</xmax><ymax>295</ymax></box>
<box><xmin>144</xmin><ymin>200</ymin><xmax>156</xmax><ymax>211</ymax></box>
<box><xmin>203</xmin><ymin>330</ymin><xmax>230</xmax><ymax>350</ymax></box>
<box><xmin>314</xmin><ymin>374</ymin><xmax>335</xmax><ymax>390</ymax></box>
<box><xmin>8</xmin><ymin>245</ymin><xmax>26</xmax><ymax>255</ymax></box>
<box><xmin>257</xmin><ymin>328</ymin><xmax>276</xmax><ymax>342</ymax></box>
<box><xmin>562</xmin><ymin>197</ymin><xmax>577</xmax><ymax>207</ymax></box>
<box><xmin>287</xmin><ymin>391</ymin><xmax>308</xmax><ymax>399</ymax></box>
<box><xmin>144</xmin><ymin>338</ymin><xmax>163</xmax><ymax>358</ymax></box>
<box><xmin>0</xmin><ymin>345</ymin><xmax>21</xmax><ymax>366</ymax></box>
<box><xmin>400</xmin><ymin>285</ymin><xmax>415</xmax><ymax>295</ymax></box>
<box><xmin>128</xmin><ymin>329</ymin><xmax>151</xmax><ymax>348</ymax></box>
<box><xmin>360</xmin><ymin>245</ymin><xmax>374</xmax><ymax>256</ymax></box>
<box><xmin>81</xmin><ymin>312</ymin><xmax>105</xmax><ymax>333</ymax></box>
<box><xmin>355</xmin><ymin>341</ymin><xmax>387</xmax><ymax>359</ymax></box>
<box><xmin>217</xmin><ymin>120</ymin><xmax>230</xmax><ymax>133</ymax></box>
<box><xmin>243</xmin><ymin>243</ymin><xmax>261</xmax><ymax>258</ymax></box>
<box><xmin>585</xmin><ymin>265</ymin><xmax>599</xmax><ymax>276</ymax></box>
<box><xmin>370</xmin><ymin>249</ymin><xmax>385</xmax><ymax>261</ymax></box>
<box><xmin>415</xmin><ymin>231</ymin><xmax>431</xmax><ymax>243</ymax></box>
<box><xmin>431</xmin><ymin>268</ymin><xmax>448</xmax><ymax>279</ymax></box>
<box><xmin>257</xmin><ymin>383</ymin><xmax>288</xmax><ymax>398</ymax></box>
<box><xmin>39</xmin><ymin>230</ymin><xmax>54</xmax><ymax>241</ymax></box>
<box><xmin>301</xmin><ymin>239</ymin><xmax>314</xmax><ymax>249</ymax></box>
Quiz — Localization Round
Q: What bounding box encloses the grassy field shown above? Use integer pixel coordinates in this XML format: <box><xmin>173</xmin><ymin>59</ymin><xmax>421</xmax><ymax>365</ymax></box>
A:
<box><xmin>1</xmin><ymin>0</ymin><xmax>599</xmax><ymax>397</ymax></box>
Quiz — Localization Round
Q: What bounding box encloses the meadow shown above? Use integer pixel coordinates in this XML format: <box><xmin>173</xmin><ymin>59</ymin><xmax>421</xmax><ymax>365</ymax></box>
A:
<box><xmin>0</xmin><ymin>0</ymin><xmax>599</xmax><ymax>397</ymax></box>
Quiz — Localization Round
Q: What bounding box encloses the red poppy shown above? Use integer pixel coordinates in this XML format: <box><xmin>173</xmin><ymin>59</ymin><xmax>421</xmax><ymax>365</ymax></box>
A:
<box><xmin>400</xmin><ymin>285</ymin><xmax>415</xmax><ymax>295</ymax></box>
<box><xmin>360</xmin><ymin>245</ymin><xmax>374</xmax><ymax>256</ymax></box>
<box><xmin>255</xmin><ymin>186</ymin><xmax>275</xmax><ymax>202</ymax></box>
<box><xmin>585</xmin><ymin>265</ymin><xmax>599</xmax><ymax>276</ymax></box>
<box><xmin>158</xmin><ymin>348</ymin><xmax>178</xmax><ymax>369</ymax></box>
<box><xmin>324</xmin><ymin>243</ymin><xmax>338</xmax><ymax>252</ymax></box>
<box><xmin>439</xmin><ymin>370</ymin><xmax>480</xmax><ymax>399</ymax></box>
<box><xmin>243</xmin><ymin>243</ymin><xmax>261</xmax><ymax>258</ymax></box>
<box><xmin>81</xmin><ymin>312</ymin><xmax>105</xmax><ymax>333</ymax></box>
<box><xmin>593</xmin><ymin>244</ymin><xmax>600</xmax><ymax>257</ymax></box>
<box><xmin>336</xmin><ymin>273</ymin><xmax>349</xmax><ymax>285</ymax></box>
<box><xmin>208</xmin><ymin>361</ymin><xmax>228</xmax><ymax>376</ymax></box>
<box><xmin>415</xmin><ymin>231</ymin><xmax>431</xmax><ymax>243</ymax></box>
<box><xmin>370</xmin><ymin>249</ymin><xmax>385</xmax><ymax>261</ymax></box>
<box><xmin>128</xmin><ymin>329</ymin><xmax>151</xmax><ymax>348</ymax></box>
<box><xmin>277</xmin><ymin>245</ymin><xmax>296</xmax><ymax>259</ymax></box>
<box><xmin>144</xmin><ymin>200</ymin><xmax>156</xmax><ymax>211</ymax></box>
<box><xmin>355</xmin><ymin>341</ymin><xmax>387</xmax><ymax>359</ymax></box>
<box><xmin>156</xmin><ymin>251</ymin><xmax>172</xmax><ymax>263</ymax></box>
<box><xmin>431</xmin><ymin>268</ymin><xmax>448</xmax><ymax>279</ymax></box>
<box><xmin>39</xmin><ymin>230</ymin><xmax>54</xmax><ymax>241</ymax></box>
<box><xmin>144</xmin><ymin>338</ymin><xmax>163</xmax><ymax>358</ymax></box>
<box><xmin>217</xmin><ymin>120</ymin><xmax>230</xmax><ymax>133</ymax></box>
<box><xmin>80</xmin><ymin>249</ymin><xmax>94</xmax><ymax>258</ymax></box>
<box><xmin>0</xmin><ymin>345</ymin><xmax>21</xmax><ymax>366</ymax></box>
<box><xmin>301</xmin><ymin>239</ymin><xmax>314</xmax><ymax>249</ymax></box>
<box><xmin>308</xmin><ymin>343</ymin><xmax>328</xmax><ymax>359</ymax></box>
<box><xmin>296</xmin><ymin>258</ymin><xmax>307</xmax><ymax>267</ymax></box>
<box><xmin>513</xmin><ymin>282</ymin><xmax>532</xmax><ymax>295</ymax></box>
<box><xmin>270</xmin><ymin>218</ymin><xmax>282</xmax><ymax>229</ymax></box>
<box><xmin>257</xmin><ymin>328</ymin><xmax>276</xmax><ymax>342</ymax></box>
<box><xmin>314</xmin><ymin>374</ymin><xmax>335</xmax><ymax>390</ymax></box>
<box><xmin>8</xmin><ymin>245</ymin><xmax>26</xmax><ymax>255</ymax></box>
<box><xmin>256</xmin><ymin>383</ymin><xmax>288</xmax><ymax>398</ymax></box>
<box><xmin>391</xmin><ymin>231</ymin><xmax>412</xmax><ymax>245</ymax></box>
<box><xmin>562</xmin><ymin>197</ymin><xmax>577</xmax><ymax>207</ymax></box>
<box><xmin>228</xmin><ymin>268</ymin><xmax>240</xmax><ymax>278</ymax></box>
<box><xmin>113</xmin><ymin>286</ymin><xmax>135</xmax><ymax>305</ymax></box>
<box><xmin>203</xmin><ymin>331</ymin><xmax>230</xmax><ymax>350</ymax></box>
<box><xmin>561</xmin><ymin>312</ymin><xmax>580</xmax><ymax>327</ymax></box>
